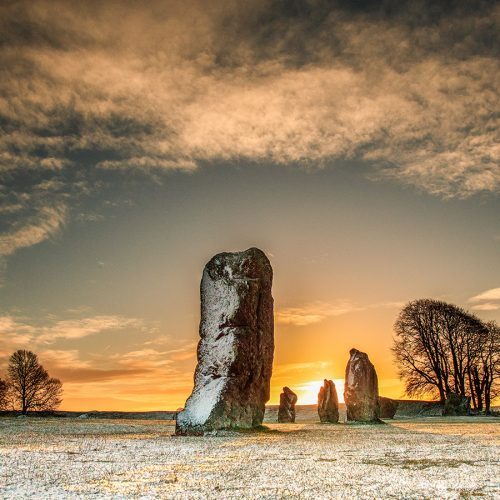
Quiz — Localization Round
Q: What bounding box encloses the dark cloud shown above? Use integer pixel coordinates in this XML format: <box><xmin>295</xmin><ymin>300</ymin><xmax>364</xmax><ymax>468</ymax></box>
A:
<box><xmin>212</xmin><ymin>0</ymin><xmax>498</xmax><ymax>69</ymax></box>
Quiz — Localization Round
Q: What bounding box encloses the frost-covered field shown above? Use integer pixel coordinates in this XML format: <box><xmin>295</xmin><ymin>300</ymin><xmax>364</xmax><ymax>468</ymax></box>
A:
<box><xmin>0</xmin><ymin>417</ymin><xmax>498</xmax><ymax>499</ymax></box>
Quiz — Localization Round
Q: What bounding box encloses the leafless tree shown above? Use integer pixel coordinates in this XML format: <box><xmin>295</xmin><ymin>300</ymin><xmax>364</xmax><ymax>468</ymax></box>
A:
<box><xmin>393</xmin><ymin>299</ymin><xmax>454</xmax><ymax>402</ymax></box>
<box><xmin>393</xmin><ymin>299</ymin><xmax>495</xmax><ymax>410</ymax></box>
<box><xmin>7</xmin><ymin>350</ymin><xmax>63</xmax><ymax>414</ymax></box>
<box><xmin>471</xmin><ymin>322</ymin><xmax>500</xmax><ymax>414</ymax></box>
<box><xmin>0</xmin><ymin>378</ymin><xmax>9</xmax><ymax>410</ymax></box>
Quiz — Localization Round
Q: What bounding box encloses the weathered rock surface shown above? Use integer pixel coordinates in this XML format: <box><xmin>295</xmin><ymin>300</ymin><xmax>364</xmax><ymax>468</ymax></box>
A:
<box><xmin>318</xmin><ymin>379</ymin><xmax>339</xmax><ymax>423</ymax></box>
<box><xmin>176</xmin><ymin>248</ymin><xmax>274</xmax><ymax>435</ymax></box>
<box><xmin>443</xmin><ymin>392</ymin><xmax>471</xmax><ymax>416</ymax></box>
<box><xmin>278</xmin><ymin>386</ymin><xmax>298</xmax><ymax>423</ymax></box>
<box><xmin>379</xmin><ymin>396</ymin><xmax>398</xmax><ymax>419</ymax></box>
<box><xmin>344</xmin><ymin>348</ymin><xmax>380</xmax><ymax>422</ymax></box>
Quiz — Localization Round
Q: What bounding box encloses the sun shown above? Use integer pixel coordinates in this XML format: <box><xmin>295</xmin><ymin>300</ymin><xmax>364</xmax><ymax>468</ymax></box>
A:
<box><xmin>294</xmin><ymin>379</ymin><xmax>345</xmax><ymax>405</ymax></box>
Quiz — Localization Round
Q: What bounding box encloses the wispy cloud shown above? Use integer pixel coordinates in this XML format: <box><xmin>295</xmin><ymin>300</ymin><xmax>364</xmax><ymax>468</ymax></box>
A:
<box><xmin>0</xmin><ymin>204</ymin><xmax>67</xmax><ymax>256</ymax></box>
<box><xmin>0</xmin><ymin>177</ymin><xmax>76</xmax><ymax>277</ymax></box>
<box><xmin>0</xmin><ymin>316</ymin><xmax>35</xmax><ymax>353</ymax></box>
<box><xmin>276</xmin><ymin>300</ymin><xmax>404</xmax><ymax>326</ymax></box>
<box><xmin>276</xmin><ymin>301</ymin><xmax>362</xmax><ymax>326</ymax></box>
<box><xmin>39</xmin><ymin>316</ymin><xmax>152</xmax><ymax>342</ymax></box>
<box><xmin>469</xmin><ymin>288</ymin><xmax>500</xmax><ymax>302</ymax></box>
<box><xmin>470</xmin><ymin>303</ymin><xmax>500</xmax><ymax>311</ymax></box>
<box><xmin>39</xmin><ymin>349</ymin><xmax>91</xmax><ymax>369</ymax></box>
<box><xmin>469</xmin><ymin>287</ymin><xmax>500</xmax><ymax>311</ymax></box>
<box><xmin>0</xmin><ymin>314</ymin><xmax>154</xmax><ymax>347</ymax></box>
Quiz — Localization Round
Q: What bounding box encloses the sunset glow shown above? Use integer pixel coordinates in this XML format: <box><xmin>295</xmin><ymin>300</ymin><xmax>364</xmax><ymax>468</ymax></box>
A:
<box><xmin>293</xmin><ymin>380</ymin><xmax>346</xmax><ymax>405</ymax></box>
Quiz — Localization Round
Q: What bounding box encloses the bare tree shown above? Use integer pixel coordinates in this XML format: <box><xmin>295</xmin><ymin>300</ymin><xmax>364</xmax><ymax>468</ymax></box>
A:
<box><xmin>7</xmin><ymin>350</ymin><xmax>63</xmax><ymax>414</ymax></box>
<box><xmin>474</xmin><ymin>322</ymin><xmax>500</xmax><ymax>414</ymax></box>
<box><xmin>393</xmin><ymin>299</ymin><xmax>454</xmax><ymax>402</ymax></box>
<box><xmin>0</xmin><ymin>378</ymin><xmax>9</xmax><ymax>410</ymax></box>
<box><xmin>393</xmin><ymin>299</ymin><xmax>494</xmax><ymax>409</ymax></box>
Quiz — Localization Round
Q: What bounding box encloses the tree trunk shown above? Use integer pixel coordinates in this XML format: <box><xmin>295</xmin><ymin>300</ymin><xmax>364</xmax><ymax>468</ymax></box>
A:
<box><xmin>472</xmin><ymin>368</ymin><xmax>483</xmax><ymax>412</ymax></box>
<box><xmin>21</xmin><ymin>392</ymin><xmax>27</xmax><ymax>415</ymax></box>
<box><xmin>438</xmin><ymin>385</ymin><xmax>446</xmax><ymax>404</ymax></box>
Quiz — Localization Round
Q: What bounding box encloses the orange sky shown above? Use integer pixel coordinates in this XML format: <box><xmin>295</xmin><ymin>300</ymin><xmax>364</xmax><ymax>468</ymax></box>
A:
<box><xmin>52</xmin><ymin>304</ymin><xmax>429</xmax><ymax>411</ymax></box>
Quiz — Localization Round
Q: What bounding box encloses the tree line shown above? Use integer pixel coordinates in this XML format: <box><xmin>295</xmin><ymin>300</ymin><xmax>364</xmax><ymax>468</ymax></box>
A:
<box><xmin>393</xmin><ymin>299</ymin><xmax>499</xmax><ymax>413</ymax></box>
<box><xmin>0</xmin><ymin>350</ymin><xmax>63</xmax><ymax>414</ymax></box>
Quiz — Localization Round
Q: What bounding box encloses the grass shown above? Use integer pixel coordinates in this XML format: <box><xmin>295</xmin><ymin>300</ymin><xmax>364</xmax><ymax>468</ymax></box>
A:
<box><xmin>0</xmin><ymin>416</ymin><xmax>498</xmax><ymax>498</ymax></box>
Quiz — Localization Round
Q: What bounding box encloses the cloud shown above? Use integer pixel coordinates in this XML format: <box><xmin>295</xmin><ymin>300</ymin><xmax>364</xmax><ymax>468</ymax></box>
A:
<box><xmin>276</xmin><ymin>301</ymin><xmax>362</xmax><ymax>326</ymax></box>
<box><xmin>31</xmin><ymin>350</ymin><xmax>153</xmax><ymax>382</ymax></box>
<box><xmin>0</xmin><ymin>0</ymin><xmax>497</xmax><ymax>269</ymax></box>
<box><xmin>470</xmin><ymin>303</ymin><xmax>500</xmax><ymax>311</ymax></box>
<box><xmin>38</xmin><ymin>316</ymin><xmax>152</xmax><ymax>342</ymax></box>
<box><xmin>469</xmin><ymin>287</ymin><xmax>500</xmax><ymax>302</ymax></box>
<box><xmin>0</xmin><ymin>316</ymin><xmax>35</xmax><ymax>354</ymax></box>
<box><xmin>0</xmin><ymin>0</ymin><xmax>497</xmax><ymax>201</ymax></box>
<box><xmin>469</xmin><ymin>287</ymin><xmax>500</xmax><ymax>311</ymax></box>
<box><xmin>0</xmin><ymin>313</ymin><xmax>154</xmax><ymax>348</ymax></box>
<box><xmin>0</xmin><ymin>203</ymin><xmax>67</xmax><ymax>256</ymax></box>
<box><xmin>0</xmin><ymin>175</ymin><xmax>79</xmax><ymax>277</ymax></box>
<box><xmin>276</xmin><ymin>300</ymin><xmax>404</xmax><ymax>326</ymax></box>
<box><xmin>39</xmin><ymin>349</ymin><xmax>91</xmax><ymax>369</ymax></box>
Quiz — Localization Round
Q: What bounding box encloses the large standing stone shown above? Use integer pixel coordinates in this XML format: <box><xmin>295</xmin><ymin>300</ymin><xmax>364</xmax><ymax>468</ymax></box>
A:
<box><xmin>176</xmin><ymin>248</ymin><xmax>274</xmax><ymax>435</ymax></box>
<box><xmin>278</xmin><ymin>386</ymin><xmax>298</xmax><ymax>423</ymax></box>
<box><xmin>318</xmin><ymin>379</ymin><xmax>339</xmax><ymax>423</ymax></box>
<box><xmin>344</xmin><ymin>348</ymin><xmax>380</xmax><ymax>422</ymax></box>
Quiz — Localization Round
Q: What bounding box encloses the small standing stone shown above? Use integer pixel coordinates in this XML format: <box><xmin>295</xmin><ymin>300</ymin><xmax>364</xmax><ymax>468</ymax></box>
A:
<box><xmin>318</xmin><ymin>379</ymin><xmax>339</xmax><ymax>423</ymax></box>
<box><xmin>344</xmin><ymin>348</ymin><xmax>380</xmax><ymax>422</ymax></box>
<box><xmin>278</xmin><ymin>386</ymin><xmax>298</xmax><ymax>423</ymax></box>
<box><xmin>379</xmin><ymin>396</ymin><xmax>398</xmax><ymax>419</ymax></box>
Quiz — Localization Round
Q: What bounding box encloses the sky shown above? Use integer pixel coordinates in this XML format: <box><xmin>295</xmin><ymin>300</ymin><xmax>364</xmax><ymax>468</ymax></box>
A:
<box><xmin>0</xmin><ymin>0</ymin><xmax>499</xmax><ymax>411</ymax></box>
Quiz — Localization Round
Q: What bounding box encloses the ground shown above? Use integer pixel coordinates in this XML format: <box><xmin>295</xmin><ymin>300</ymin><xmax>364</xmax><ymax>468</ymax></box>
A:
<box><xmin>0</xmin><ymin>417</ymin><xmax>498</xmax><ymax>499</ymax></box>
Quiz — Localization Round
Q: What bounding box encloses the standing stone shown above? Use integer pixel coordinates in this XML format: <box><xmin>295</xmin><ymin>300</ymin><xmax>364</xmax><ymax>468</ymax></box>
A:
<box><xmin>443</xmin><ymin>392</ymin><xmax>471</xmax><ymax>416</ymax></box>
<box><xmin>278</xmin><ymin>386</ymin><xmax>298</xmax><ymax>423</ymax></box>
<box><xmin>379</xmin><ymin>396</ymin><xmax>398</xmax><ymax>419</ymax></box>
<box><xmin>344</xmin><ymin>348</ymin><xmax>380</xmax><ymax>422</ymax></box>
<box><xmin>176</xmin><ymin>248</ymin><xmax>274</xmax><ymax>435</ymax></box>
<box><xmin>318</xmin><ymin>379</ymin><xmax>339</xmax><ymax>423</ymax></box>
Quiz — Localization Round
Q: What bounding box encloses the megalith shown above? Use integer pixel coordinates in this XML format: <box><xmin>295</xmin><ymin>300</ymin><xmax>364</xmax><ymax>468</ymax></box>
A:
<box><xmin>318</xmin><ymin>379</ymin><xmax>339</xmax><ymax>423</ymax></box>
<box><xmin>175</xmin><ymin>248</ymin><xmax>274</xmax><ymax>435</ymax></box>
<box><xmin>278</xmin><ymin>386</ymin><xmax>298</xmax><ymax>423</ymax></box>
<box><xmin>344</xmin><ymin>348</ymin><xmax>380</xmax><ymax>422</ymax></box>
<box><xmin>379</xmin><ymin>396</ymin><xmax>398</xmax><ymax>419</ymax></box>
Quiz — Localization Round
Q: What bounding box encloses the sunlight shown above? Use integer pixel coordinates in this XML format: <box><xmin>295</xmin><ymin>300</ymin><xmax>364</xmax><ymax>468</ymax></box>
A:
<box><xmin>294</xmin><ymin>379</ymin><xmax>345</xmax><ymax>405</ymax></box>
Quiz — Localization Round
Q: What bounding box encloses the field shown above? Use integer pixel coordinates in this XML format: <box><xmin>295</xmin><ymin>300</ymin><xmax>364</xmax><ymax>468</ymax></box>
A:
<box><xmin>0</xmin><ymin>415</ymin><xmax>498</xmax><ymax>499</ymax></box>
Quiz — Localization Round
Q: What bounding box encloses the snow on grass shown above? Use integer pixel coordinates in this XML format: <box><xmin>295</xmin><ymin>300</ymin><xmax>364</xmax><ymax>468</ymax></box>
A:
<box><xmin>0</xmin><ymin>417</ymin><xmax>498</xmax><ymax>498</ymax></box>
